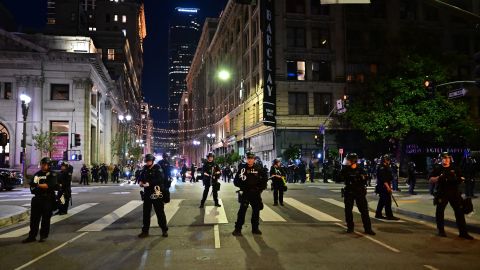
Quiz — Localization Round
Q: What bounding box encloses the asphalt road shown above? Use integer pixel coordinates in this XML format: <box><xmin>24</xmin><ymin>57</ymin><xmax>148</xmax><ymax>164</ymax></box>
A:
<box><xmin>0</xmin><ymin>179</ymin><xmax>479</xmax><ymax>270</ymax></box>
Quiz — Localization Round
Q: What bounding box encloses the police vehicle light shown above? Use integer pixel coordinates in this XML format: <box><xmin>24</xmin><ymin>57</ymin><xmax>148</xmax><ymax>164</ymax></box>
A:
<box><xmin>71</xmin><ymin>154</ymin><xmax>77</xmax><ymax>160</ymax></box>
<box><xmin>317</xmin><ymin>153</ymin><xmax>322</xmax><ymax>159</ymax></box>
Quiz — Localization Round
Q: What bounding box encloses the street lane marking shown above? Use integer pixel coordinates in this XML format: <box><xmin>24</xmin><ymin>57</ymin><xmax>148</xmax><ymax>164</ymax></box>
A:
<box><xmin>214</xmin><ymin>224</ymin><xmax>221</xmax><ymax>249</ymax></box>
<box><xmin>0</xmin><ymin>198</ymin><xmax>31</xmax><ymax>202</ymax></box>
<box><xmin>151</xmin><ymin>199</ymin><xmax>183</xmax><ymax>227</ymax></box>
<box><xmin>78</xmin><ymin>200</ymin><xmax>142</xmax><ymax>232</ymax></box>
<box><xmin>260</xmin><ymin>204</ymin><xmax>286</xmax><ymax>222</ymax></box>
<box><xmin>14</xmin><ymin>232</ymin><xmax>89</xmax><ymax>270</ymax></box>
<box><xmin>334</xmin><ymin>222</ymin><xmax>400</xmax><ymax>253</ymax></box>
<box><xmin>284</xmin><ymin>198</ymin><xmax>340</xmax><ymax>222</ymax></box>
<box><xmin>319</xmin><ymin>198</ymin><xmax>405</xmax><ymax>223</ymax></box>
<box><xmin>204</xmin><ymin>199</ymin><xmax>228</xmax><ymax>224</ymax></box>
<box><xmin>0</xmin><ymin>203</ymin><xmax>98</xmax><ymax>238</ymax></box>
<box><xmin>424</xmin><ymin>265</ymin><xmax>440</xmax><ymax>270</ymax></box>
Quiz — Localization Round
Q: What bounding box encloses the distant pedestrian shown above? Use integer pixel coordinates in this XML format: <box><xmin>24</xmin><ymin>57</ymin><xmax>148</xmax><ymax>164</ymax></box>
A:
<box><xmin>407</xmin><ymin>161</ymin><xmax>417</xmax><ymax>195</ymax></box>
<box><xmin>309</xmin><ymin>160</ymin><xmax>315</xmax><ymax>183</ymax></box>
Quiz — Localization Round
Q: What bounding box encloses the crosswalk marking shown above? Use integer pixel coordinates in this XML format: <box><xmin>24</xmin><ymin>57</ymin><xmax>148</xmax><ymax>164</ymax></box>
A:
<box><xmin>204</xmin><ymin>199</ymin><xmax>228</xmax><ymax>224</ymax></box>
<box><xmin>151</xmin><ymin>199</ymin><xmax>183</xmax><ymax>227</ymax></box>
<box><xmin>260</xmin><ymin>204</ymin><xmax>286</xmax><ymax>222</ymax></box>
<box><xmin>283</xmin><ymin>198</ymin><xmax>340</xmax><ymax>222</ymax></box>
<box><xmin>319</xmin><ymin>198</ymin><xmax>405</xmax><ymax>223</ymax></box>
<box><xmin>78</xmin><ymin>200</ymin><xmax>143</xmax><ymax>232</ymax></box>
<box><xmin>0</xmin><ymin>203</ymin><xmax>98</xmax><ymax>238</ymax></box>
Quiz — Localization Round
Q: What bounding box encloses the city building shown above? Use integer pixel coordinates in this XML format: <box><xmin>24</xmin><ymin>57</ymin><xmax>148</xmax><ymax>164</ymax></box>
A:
<box><xmin>181</xmin><ymin>0</ymin><xmax>480</xmax><ymax>165</ymax></box>
<box><xmin>0</xmin><ymin>30</ymin><xmax>126</xmax><ymax>178</ymax></box>
<box><xmin>168</xmin><ymin>7</ymin><xmax>200</xmax><ymax>151</ymax></box>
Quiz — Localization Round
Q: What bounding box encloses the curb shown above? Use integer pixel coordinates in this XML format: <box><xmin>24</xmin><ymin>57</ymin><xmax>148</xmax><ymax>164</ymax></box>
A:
<box><xmin>0</xmin><ymin>208</ymin><xmax>30</xmax><ymax>228</ymax></box>
<box><xmin>391</xmin><ymin>207</ymin><xmax>480</xmax><ymax>235</ymax></box>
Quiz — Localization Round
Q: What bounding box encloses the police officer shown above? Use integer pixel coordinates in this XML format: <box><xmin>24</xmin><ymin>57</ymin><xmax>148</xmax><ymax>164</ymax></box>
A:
<box><xmin>138</xmin><ymin>154</ymin><xmax>168</xmax><ymax>238</ymax></box>
<box><xmin>340</xmin><ymin>153</ymin><xmax>375</xmax><ymax>235</ymax></box>
<box><xmin>375</xmin><ymin>155</ymin><xmax>400</xmax><ymax>220</ymax></box>
<box><xmin>80</xmin><ymin>164</ymin><xmax>89</xmax><ymax>185</ymax></box>
<box><xmin>22</xmin><ymin>157</ymin><xmax>57</xmax><ymax>243</ymax></box>
<box><xmin>429</xmin><ymin>152</ymin><xmax>473</xmax><ymax>239</ymax></box>
<box><xmin>199</xmin><ymin>152</ymin><xmax>222</xmax><ymax>208</ymax></box>
<box><xmin>270</xmin><ymin>159</ymin><xmax>286</xmax><ymax>206</ymax></box>
<box><xmin>232</xmin><ymin>152</ymin><xmax>268</xmax><ymax>236</ymax></box>
<box><xmin>56</xmin><ymin>161</ymin><xmax>72</xmax><ymax>215</ymax></box>
<box><xmin>190</xmin><ymin>163</ymin><xmax>196</xmax><ymax>183</ymax></box>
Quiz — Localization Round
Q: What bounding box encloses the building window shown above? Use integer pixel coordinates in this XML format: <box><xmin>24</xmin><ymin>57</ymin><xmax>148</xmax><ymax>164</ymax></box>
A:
<box><xmin>107</xmin><ymin>49</ymin><xmax>115</xmax><ymax>60</ymax></box>
<box><xmin>91</xmin><ymin>93</ymin><xmax>97</xmax><ymax>108</ymax></box>
<box><xmin>114</xmin><ymin>14</ymin><xmax>118</xmax><ymax>22</ymax></box>
<box><xmin>122</xmin><ymin>29</ymin><xmax>126</xmax><ymax>36</ymax></box>
<box><xmin>287</xmin><ymin>27</ymin><xmax>306</xmax><ymax>47</ymax></box>
<box><xmin>312</xmin><ymin>28</ymin><xmax>329</xmax><ymax>49</ymax></box>
<box><xmin>2</xmin><ymin>82</ymin><xmax>12</xmax><ymax>99</ymax></box>
<box><xmin>122</xmin><ymin>15</ymin><xmax>127</xmax><ymax>23</ymax></box>
<box><xmin>312</xmin><ymin>61</ymin><xmax>331</xmax><ymax>81</ymax></box>
<box><xmin>106</xmin><ymin>14</ymin><xmax>110</xmax><ymax>22</ymax></box>
<box><xmin>50</xmin><ymin>84</ymin><xmax>69</xmax><ymax>100</ymax></box>
<box><xmin>50</xmin><ymin>121</ymin><xmax>69</xmax><ymax>133</ymax></box>
<box><xmin>288</xmin><ymin>92</ymin><xmax>308</xmax><ymax>115</ymax></box>
<box><xmin>286</xmin><ymin>0</ymin><xmax>305</xmax><ymax>14</ymax></box>
<box><xmin>314</xmin><ymin>93</ymin><xmax>332</xmax><ymax>115</ymax></box>
<box><xmin>287</xmin><ymin>61</ymin><xmax>306</xmax><ymax>81</ymax></box>
<box><xmin>311</xmin><ymin>1</ymin><xmax>329</xmax><ymax>15</ymax></box>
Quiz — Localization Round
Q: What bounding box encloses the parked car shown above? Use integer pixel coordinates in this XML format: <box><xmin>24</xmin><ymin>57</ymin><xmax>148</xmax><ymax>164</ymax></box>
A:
<box><xmin>0</xmin><ymin>168</ymin><xmax>23</xmax><ymax>191</ymax></box>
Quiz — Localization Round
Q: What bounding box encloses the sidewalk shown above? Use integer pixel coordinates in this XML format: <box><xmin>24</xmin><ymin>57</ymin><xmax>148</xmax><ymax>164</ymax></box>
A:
<box><xmin>0</xmin><ymin>205</ymin><xmax>29</xmax><ymax>228</ymax></box>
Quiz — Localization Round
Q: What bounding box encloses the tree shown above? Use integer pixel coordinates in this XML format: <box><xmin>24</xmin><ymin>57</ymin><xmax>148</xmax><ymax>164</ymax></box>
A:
<box><xmin>282</xmin><ymin>145</ymin><xmax>301</xmax><ymax>160</ymax></box>
<box><xmin>345</xmin><ymin>54</ymin><xmax>478</xmax><ymax>147</ymax></box>
<box><xmin>128</xmin><ymin>145</ymin><xmax>143</xmax><ymax>164</ymax></box>
<box><xmin>32</xmin><ymin>127</ymin><xmax>58</xmax><ymax>157</ymax></box>
<box><xmin>225</xmin><ymin>151</ymin><xmax>241</xmax><ymax>165</ymax></box>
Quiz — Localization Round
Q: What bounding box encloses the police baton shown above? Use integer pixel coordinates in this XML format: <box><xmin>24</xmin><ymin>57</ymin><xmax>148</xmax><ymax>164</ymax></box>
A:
<box><xmin>391</xmin><ymin>193</ymin><xmax>399</xmax><ymax>207</ymax></box>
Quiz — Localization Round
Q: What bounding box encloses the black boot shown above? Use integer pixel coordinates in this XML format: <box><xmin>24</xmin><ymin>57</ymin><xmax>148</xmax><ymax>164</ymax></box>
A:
<box><xmin>232</xmin><ymin>229</ymin><xmax>242</xmax><ymax>236</ymax></box>
<box><xmin>138</xmin><ymin>231</ymin><xmax>149</xmax><ymax>238</ymax></box>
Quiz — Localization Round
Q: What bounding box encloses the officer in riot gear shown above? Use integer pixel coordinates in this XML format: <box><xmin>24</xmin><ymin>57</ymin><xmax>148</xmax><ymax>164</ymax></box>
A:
<box><xmin>375</xmin><ymin>155</ymin><xmax>400</xmax><ymax>220</ymax></box>
<box><xmin>56</xmin><ymin>161</ymin><xmax>72</xmax><ymax>215</ymax></box>
<box><xmin>429</xmin><ymin>152</ymin><xmax>473</xmax><ymax>239</ymax></box>
<box><xmin>138</xmin><ymin>154</ymin><xmax>168</xmax><ymax>238</ymax></box>
<box><xmin>232</xmin><ymin>152</ymin><xmax>268</xmax><ymax>236</ymax></box>
<box><xmin>22</xmin><ymin>157</ymin><xmax>58</xmax><ymax>243</ymax></box>
<box><xmin>199</xmin><ymin>152</ymin><xmax>222</xmax><ymax>208</ymax></box>
<box><xmin>270</xmin><ymin>159</ymin><xmax>286</xmax><ymax>206</ymax></box>
<box><xmin>340</xmin><ymin>153</ymin><xmax>375</xmax><ymax>235</ymax></box>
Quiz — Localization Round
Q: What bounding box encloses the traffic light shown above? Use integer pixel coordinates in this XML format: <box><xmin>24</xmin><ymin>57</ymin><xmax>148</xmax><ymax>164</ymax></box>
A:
<box><xmin>343</xmin><ymin>95</ymin><xmax>350</xmax><ymax>107</ymax></box>
<box><xmin>314</xmin><ymin>134</ymin><xmax>323</xmax><ymax>146</ymax></box>
<box><xmin>474</xmin><ymin>51</ymin><xmax>480</xmax><ymax>88</ymax></box>
<box><xmin>74</xmin><ymin>133</ymin><xmax>81</xmax><ymax>147</ymax></box>
<box><xmin>424</xmin><ymin>79</ymin><xmax>435</xmax><ymax>98</ymax></box>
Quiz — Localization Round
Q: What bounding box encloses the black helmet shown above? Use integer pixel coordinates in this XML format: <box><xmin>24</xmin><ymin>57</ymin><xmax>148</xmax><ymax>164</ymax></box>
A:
<box><xmin>60</xmin><ymin>161</ymin><xmax>69</xmax><ymax>167</ymax></box>
<box><xmin>273</xmin><ymin>158</ymin><xmax>280</xmax><ymax>165</ymax></box>
<box><xmin>145</xmin><ymin>154</ymin><xmax>155</xmax><ymax>162</ymax></box>
<box><xmin>40</xmin><ymin>157</ymin><xmax>52</xmax><ymax>166</ymax></box>
<box><xmin>346</xmin><ymin>153</ymin><xmax>358</xmax><ymax>161</ymax></box>
<box><xmin>162</xmin><ymin>153</ymin><xmax>169</xmax><ymax>159</ymax></box>
<box><xmin>246</xmin><ymin>152</ymin><xmax>255</xmax><ymax>159</ymax></box>
<box><xmin>439</xmin><ymin>152</ymin><xmax>451</xmax><ymax>159</ymax></box>
<box><xmin>206</xmin><ymin>152</ymin><xmax>215</xmax><ymax>158</ymax></box>
<box><xmin>381</xmin><ymin>154</ymin><xmax>391</xmax><ymax>162</ymax></box>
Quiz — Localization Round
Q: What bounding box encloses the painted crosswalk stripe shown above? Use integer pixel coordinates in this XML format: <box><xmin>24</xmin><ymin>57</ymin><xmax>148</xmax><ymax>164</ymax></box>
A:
<box><xmin>151</xmin><ymin>199</ymin><xmax>183</xmax><ymax>227</ymax></box>
<box><xmin>260</xmin><ymin>204</ymin><xmax>286</xmax><ymax>222</ymax></box>
<box><xmin>204</xmin><ymin>199</ymin><xmax>228</xmax><ymax>224</ymax></box>
<box><xmin>78</xmin><ymin>200</ymin><xmax>143</xmax><ymax>232</ymax></box>
<box><xmin>0</xmin><ymin>203</ymin><xmax>98</xmax><ymax>238</ymax></box>
<box><xmin>283</xmin><ymin>198</ymin><xmax>340</xmax><ymax>222</ymax></box>
<box><xmin>319</xmin><ymin>198</ymin><xmax>405</xmax><ymax>223</ymax></box>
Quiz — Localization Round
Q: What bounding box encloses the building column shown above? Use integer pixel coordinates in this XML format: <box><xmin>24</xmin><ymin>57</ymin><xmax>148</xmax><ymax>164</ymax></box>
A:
<box><xmin>14</xmin><ymin>76</ymin><xmax>28</xmax><ymax>168</ymax></box>
<box><xmin>30</xmin><ymin>76</ymin><xmax>43</xmax><ymax>167</ymax></box>
<box><xmin>74</xmin><ymin>78</ymin><xmax>92</xmax><ymax>166</ymax></box>
<box><xmin>104</xmin><ymin>101</ymin><xmax>112</xmax><ymax>164</ymax></box>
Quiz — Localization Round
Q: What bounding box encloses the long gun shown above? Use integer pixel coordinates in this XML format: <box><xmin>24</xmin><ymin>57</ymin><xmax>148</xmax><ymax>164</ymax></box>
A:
<box><xmin>391</xmin><ymin>193</ymin><xmax>399</xmax><ymax>207</ymax></box>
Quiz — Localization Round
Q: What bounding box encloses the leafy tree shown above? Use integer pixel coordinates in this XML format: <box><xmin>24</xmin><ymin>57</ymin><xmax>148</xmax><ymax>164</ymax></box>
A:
<box><xmin>282</xmin><ymin>145</ymin><xmax>301</xmax><ymax>160</ymax></box>
<box><xmin>225</xmin><ymin>151</ymin><xmax>241</xmax><ymax>165</ymax></box>
<box><xmin>215</xmin><ymin>156</ymin><xmax>226</xmax><ymax>166</ymax></box>
<box><xmin>128</xmin><ymin>145</ymin><xmax>143</xmax><ymax>164</ymax></box>
<box><xmin>32</xmin><ymin>127</ymin><xmax>58</xmax><ymax>157</ymax></box>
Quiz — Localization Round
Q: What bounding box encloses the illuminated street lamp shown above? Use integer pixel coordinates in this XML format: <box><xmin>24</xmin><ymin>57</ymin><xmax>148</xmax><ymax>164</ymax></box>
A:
<box><xmin>20</xmin><ymin>93</ymin><xmax>31</xmax><ymax>180</ymax></box>
<box><xmin>217</xmin><ymin>70</ymin><xmax>231</xmax><ymax>81</ymax></box>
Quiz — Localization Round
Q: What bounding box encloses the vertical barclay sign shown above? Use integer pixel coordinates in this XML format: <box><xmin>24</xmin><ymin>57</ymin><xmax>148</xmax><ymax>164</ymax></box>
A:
<box><xmin>261</xmin><ymin>0</ymin><xmax>276</xmax><ymax>127</ymax></box>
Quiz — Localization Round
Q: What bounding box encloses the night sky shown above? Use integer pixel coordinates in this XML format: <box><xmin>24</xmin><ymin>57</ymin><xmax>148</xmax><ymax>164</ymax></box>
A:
<box><xmin>1</xmin><ymin>0</ymin><xmax>228</xmax><ymax>127</ymax></box>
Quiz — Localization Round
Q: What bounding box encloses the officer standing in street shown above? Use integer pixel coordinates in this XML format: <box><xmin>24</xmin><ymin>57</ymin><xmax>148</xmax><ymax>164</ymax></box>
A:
<box><xmin>270</xmin><ymin>159</ymin><xmax>286</xmax><ymax>206</ymax></box>
<box><xmin>375</xmin><ymin>155</ymin><xmax>400</xmax><ymax>220</ymax></box>
<box><xmin>138</xmin><ymin>154</ymin><xmax>168</xmax><ymax>238</ymax></box>
<box><xmin>232</xmin><ymin>152</ymin><xmax>268</xmax><ymax>236</ymax></box>
<box><xmin>158</xmin><ymin>153</ymin><xmax>172</xmax><ymax>184</ymax></box>
<box><xmin>22</xmin><ymin>157</ymin><xmax>57</xmax><ymax>243</ymax></box>
<box><xmin>199</xmin><ymin>152</ymin><xmax>222</xmax><ymax>208</ymax></box>
<box><xmin>340</xmin><ymin>153</ymin><xmax>375</xmax><ymax>235</ymax></box>
<box><xmin>56</xmin><ymin>161</ymin><xmax>72</xmax><ymax>215</ymax></box>
<box><xmin>80</xmin><ymin>164</ymin><xmax>89</xmax><ymax>185</ymax></box>
<box><xmin>429</xmin><ymin>152</ymin><xmax>474</xmax><ymax>239</ymax></box>
<box><xmin>407</xmin><ymin>161</ymin><xmax>417</xmax><ymax>195</ymax></box>
<box><xmin>190</xmin><ymin>163</ymin><xmax>196</xmax><ymax>183</ymax></box>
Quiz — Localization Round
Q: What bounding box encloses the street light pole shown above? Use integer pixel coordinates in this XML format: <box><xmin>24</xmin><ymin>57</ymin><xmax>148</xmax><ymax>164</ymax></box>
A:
<box><xmin>240</xmin><ymin>80</ymin><xmax>246</xmax><ymax>154</ymax></box>
<box><xmin>20</xmin><ymin>94</ymin><xmax>31</xmax><ymax>180</ymax></box>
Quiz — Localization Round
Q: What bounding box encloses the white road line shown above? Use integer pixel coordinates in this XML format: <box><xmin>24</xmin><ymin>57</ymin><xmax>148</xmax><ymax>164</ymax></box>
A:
<box><xmin>214</xmin><ymin>224</ymin><xmax>221</xmax><ymax>249</ymax></box>
<box><xmin>424</xmin><ymin>265</ymin><xmax>440</xmax><ymax>270</ymax></box>
<box><xmin>334</xmin><ymin>222</ymin><xmax>400</xmax><ymax>253</ymax></box>
<box><xmin>22</xmin><ymin>203</ymin><xmax>30</xmax><ymax>207</ymax></box>
<box><xmin>0</xmin><ymin>198</ymin><xmax>31</xmax><ymax>202</ymax></box>
<box><xmin>283</xmin><ymin>198</ymin><xmax>340</xmax><ymax>222</ymax></box>
<box><xmin>151</xmin><ymin>199</ymin><xmax>183</xmax><ymax>227</ymax></box>
<box><xmin>204</xmin><ymin>199</ymin><xmax>228</xmax><ymax>224</ymax></box>
<box><xmin>14</xmin><ymin>232</ymin><xmax>89</xmax><ymax>270</ymax></box>
<box><xmin>0</xmin><ymin>203</ymin><xmax>98</xmax><ymax>238</ymax></box>
<box><xmin>260</xmin><ymin>204</ymin><xmax>286</xmax><ymax>222</ymax></box>
<box><xmin>319</xmin><ymin>198</ymin><xmax>405</xmax><ymax>223</ymax></box>
<box><xmin>78</xmin><ymin>200</ymin><xmax>142</xmax><ymax>232</ymax></box>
